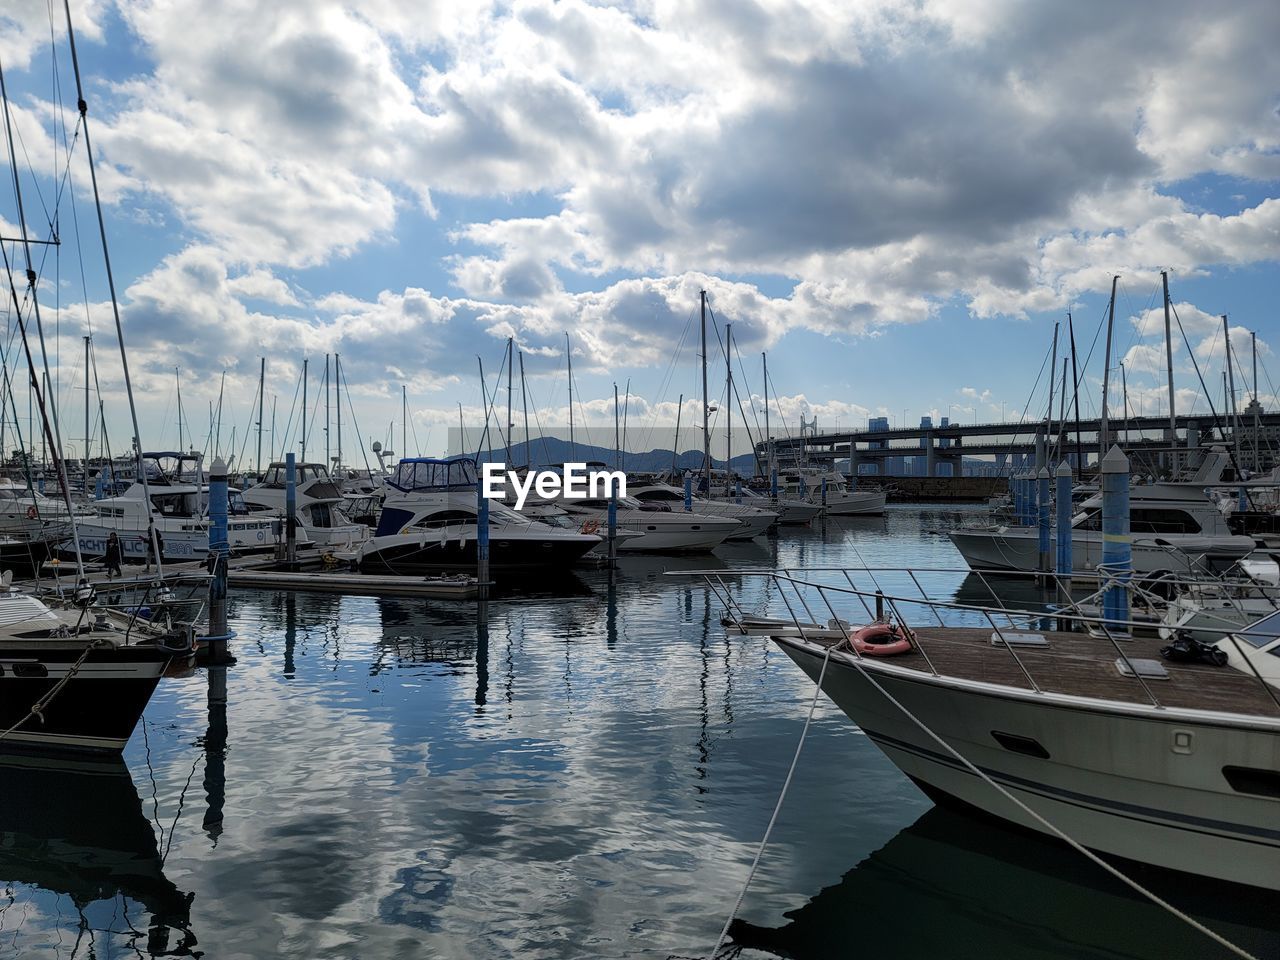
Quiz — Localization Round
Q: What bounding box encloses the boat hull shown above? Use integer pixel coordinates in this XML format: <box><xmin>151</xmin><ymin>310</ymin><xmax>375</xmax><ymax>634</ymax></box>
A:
<box><xmin>359</xmin><ymin>531</ymin><xmax>599</xmax><ymax>574</ymax></box>
<box><xmin>948</xmin><ymin>527</ymin><xmax>1256</xmax><ymax>576</ymax></box>
<box><xmin>825</xmin><ymin>491</ymin><xmax>888</xmax><ymax>516</ymax></box>
<box><xmin>0</xmin><ymin>646</ymin><xmax>172</xmax><ymax>754</ymax></box>
<box><xmin>776</xmin><ymin>637</ymin><xmax>1280</xmax><ymax>890</ymax></box>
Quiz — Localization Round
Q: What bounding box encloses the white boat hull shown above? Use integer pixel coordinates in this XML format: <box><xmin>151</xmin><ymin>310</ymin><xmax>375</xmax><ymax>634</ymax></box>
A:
<box><xmin>777</xmin><ymin>638</ymin><xmax>1280</xmax><ymax>890</ymax></box>
<box><xmin>824</xmin><ymin>490</ymin><xmax>887</xmax><ymax>516</ymax></box>
<box><xmin>948</xmin><ymin>527</ymin><xmax>1256</xmax><ymax>576</ymax></box>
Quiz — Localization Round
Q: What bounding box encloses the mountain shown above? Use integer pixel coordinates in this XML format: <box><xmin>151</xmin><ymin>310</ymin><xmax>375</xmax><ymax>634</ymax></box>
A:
<box><xmin>471</xmin><ymin>437</ymin><xmax>760</xmax><ymax>475</ymax></box>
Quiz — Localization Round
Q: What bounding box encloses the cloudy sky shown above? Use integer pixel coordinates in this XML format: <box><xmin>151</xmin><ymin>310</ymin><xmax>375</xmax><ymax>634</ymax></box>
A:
<box><xmin>1</xmin><ymin>0</ymin><xmax>1278</xmax><ymax>465</ymax></box>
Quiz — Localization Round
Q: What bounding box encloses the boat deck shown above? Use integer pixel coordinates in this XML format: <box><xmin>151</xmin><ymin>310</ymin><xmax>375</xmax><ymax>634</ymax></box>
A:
<box><xmin>804</xmin><ymin>625</ymin><xmax>1280</xmax><ymax>717</ymax></box>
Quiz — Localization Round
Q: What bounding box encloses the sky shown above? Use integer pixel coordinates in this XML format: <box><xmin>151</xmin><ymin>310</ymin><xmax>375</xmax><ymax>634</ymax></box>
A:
<box><xmin>1</xmin><ymin>0</ymin><xmax>1278</xmax><ymax>468</ymax></box>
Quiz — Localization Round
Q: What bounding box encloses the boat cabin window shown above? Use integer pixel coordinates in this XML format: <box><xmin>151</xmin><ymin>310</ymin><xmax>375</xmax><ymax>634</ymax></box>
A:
<box><xmin>1130</xmin><ymin>509</ymin><xmax>1202</xmax><ymax>534</ymax></box>
<box><xmin>1239</xmin><ymin>610</ymin><xmax>1280</xmax><ymax>649</ymax></box>
<box><xmin>390</xmin><ymin>459</ymin><xmax>478</xmax><ymax>491</ymax></box>
<box><xmin>309</xmin><ymin>503</ymin><xmax>334</xmax><ymax>527</ymax></box>
<box><xmin>151</xmin><ymin>492</ymin><xmax>197</xmax><ymax>517</ymax></box>
<box><xmin>634</xmin><ymin>489</ymin><xmax>683</xmax><ymax>502</ymax></box>
<box><xmin>413</xmin><ymin>509</ymin><xmax>476</xmax><ymax>530</ymax></box>
<box><xmin>228</xmin><ymin>491</ymin><xmax>249</xmax><ymax>516</ymax></box>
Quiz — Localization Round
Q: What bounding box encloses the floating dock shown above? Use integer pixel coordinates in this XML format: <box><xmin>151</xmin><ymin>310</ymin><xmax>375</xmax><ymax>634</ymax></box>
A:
<box><xmin>226</xmin><ymin>568</ymin><xmax>485</xmax><ymax>599</ymax></box>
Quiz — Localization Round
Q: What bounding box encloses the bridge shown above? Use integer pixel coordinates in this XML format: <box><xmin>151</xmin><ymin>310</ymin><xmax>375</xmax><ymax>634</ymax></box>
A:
<box><xmin>758</xmin><ymin>411</ymin><xmax>1278</xmax><ymax>477</ymax></box>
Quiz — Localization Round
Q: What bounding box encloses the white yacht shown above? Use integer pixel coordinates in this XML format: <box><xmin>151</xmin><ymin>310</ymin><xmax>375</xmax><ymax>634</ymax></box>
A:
<box><xmin>0</xmin><ymin>477</ymin><xmax>80</xmax><ymax>538</ymax></box>
<box><xmin>525</xmin><ymin>489</ymin><xmax>741</xmax><ymax>552</ymax></box>
<box><xmin>242</xmin><ymin>461</ymin><xmax>369</xmax><ymax>552</ymax></box>
<box><xmin>357</xmin><ymin>457</ymin><xmax>600</xmax><ymax>575</ymax></box>
<box><xmin>778</xmin><ymin>468</ymin><xmax>887</xmax><ymax>515</ymax></box>
<box><xmin>71</xmin><ymin>452</ymin><xmax>294</xmax><ymax>562</ymax></box>
<box><xmin>626</xmin><ymin>480</ymin><xmax>777</xmax><ymax>539</ymax></box>
<box><xmin>948</xmin><ymin>449</ymin><xmax>1257</xmax><ymax>577</ymax></box>
<box><xmin>731</xmin><ymin>567</ymin><xmax>1280</xmax><ymax>891</ymax></box>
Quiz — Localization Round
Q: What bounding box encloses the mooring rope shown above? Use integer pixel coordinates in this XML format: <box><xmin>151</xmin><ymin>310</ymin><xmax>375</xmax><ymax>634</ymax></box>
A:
<box><xmin>705</xmin><ymin>637</ymin><xmax>838</xmax><ymax>959</ymax></box>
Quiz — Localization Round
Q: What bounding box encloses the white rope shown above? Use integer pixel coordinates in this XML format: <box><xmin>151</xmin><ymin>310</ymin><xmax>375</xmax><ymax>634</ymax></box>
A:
<box><xmin>830</xmin><ymin>647</ymin><xmax>1261</xmax><ymax>960</ymax></box>
<box><xmin>705</xmin><ymin>638</ymin><xmax>837</xmax><ymax>959</ymax></box>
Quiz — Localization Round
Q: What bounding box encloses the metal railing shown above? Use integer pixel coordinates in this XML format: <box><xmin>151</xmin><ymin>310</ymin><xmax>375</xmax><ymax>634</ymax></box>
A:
<box><xmin>675</xmin><ymin>564</ymin><xmax>1280</xmax><ymax>717</ymax></box>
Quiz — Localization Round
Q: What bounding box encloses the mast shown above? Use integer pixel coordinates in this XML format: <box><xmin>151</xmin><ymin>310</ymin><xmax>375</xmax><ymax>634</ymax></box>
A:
<box><xmin>763</xmin><ymin>352</ymin><xmax>770</xmax><ymax>475</ymax></box>
<box><xmin>566</xmin><ymin>333</ymin><xmax>575</xmax><ymax>461</ymax></box>
<box><xmin>1161</xmin><ymin>270</ymin><xmax>1176</xmax><ymax>443</ymax></box>
<box><xmin>1120</xmin><ymin>361</ymin><xmax>1129</xmax><ymax>446</ymax></box>
<box><xmin>324</xmin><ymin>353</ymin><xmax>330</xmax><ymax>467</ymax></box>
<box><xmin>1224</xmin><ymin>316</ymin><xmax>1243</xmax><ymax>472</ymax></box>
<box><xmin>519</xmin><ymin>351</ymin><xmax>529</xmax><ymax>463</ymax></box>
<box><xmin>613</xmin><ymin>382</ymin><xmax>620</xmax><ymax>471</ymax></box>
<box><xmin>622</xmin><ymin>377</ymin><xmax>630</xmax><ymax>474</ymax></box>
<box><xmin>175</xmin><ymin>366</ymin><xmax>184</xmax><ymax>451</ymax></box>
<box><xmin>83</xmin><ymin>335</ymin><xmax>89</xmax><ymax>496</ymax></box>
<box><xmin>402</xmin><ymin>384</ymin><xmax>408</xmax><ymax>459</ymax></box>
<box><xmin>1046</xmin><ymin>321</ymin><xmax>1058</xmax><ymax>447</ymax></box>
<box><xmin>301</xmin><ymin>357</ymin><xmax>308</xmax><ymax>461</ymax></box>
<box><xmin>1058</xmin><ymin>357</ymin><xmax>1068</xmax><ymax>462</ymax></box>
<box><xmin>700</xmin><ymin>290</ymin><xmax>711</xmax><ymax>495</ymax></box>
<box><xmin>505</xmin><ymin>336</ymin><xmax>513</xmax><ymax>464</ymax></box>
<box><xmin>1099</xmin><ymin>275</ymin><xmax>1118</xmax><ymax>456</ymax></box>
<box><xmin>257</xmin><ymin>357</ymin><xmax>265</xmax><ymax>475</ymax></box>
<box><xmin>725</xmin><ymin>322</ymin><xmax>732</xmax><ymax>496</ymax></box>
<box><xmin>335</xmin><ymin>352</ymin><xmax>342</xmax><ymax>472</ymax></box>
<box><xmin>1067</xmin><ymin>313</ymin><xmax>1083</xmax><ymax>473</ymax></box>
<box><xmin>1252</xmin><ymin>330</ymin><xmax>1260</xmax><ymax>473</ymax></box>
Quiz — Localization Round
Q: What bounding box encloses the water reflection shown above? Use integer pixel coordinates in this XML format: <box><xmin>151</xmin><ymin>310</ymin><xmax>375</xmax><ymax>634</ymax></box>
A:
<box><xmin>0</xmin><ymin>754</ymin><xmax>197</xmax><ymax>956</ymax></box>
<box><xmin>729</xmin><ymin>804</ymin><xmax>1279</xmax><ymax>959</ymax></box>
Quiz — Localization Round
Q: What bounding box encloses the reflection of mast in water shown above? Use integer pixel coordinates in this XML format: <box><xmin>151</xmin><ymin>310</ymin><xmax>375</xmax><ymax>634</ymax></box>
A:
<box><xmin>283</xmin><ymin>590</ymin><xmax>297</xmax><ymax>677</ymax></box>
<box><xmin>201</xmin><ymin>665</ymin><xmax>228</xmax><ymax>842</ymax></box>
<box><xmin>475</xmin><ymin>601</ymin><xmax>489</xmax><ymax>707</ymax></box>
<box><xmin>694</xmin><ymin>587</ymin><xmax>711</xmax><ymax>792</ymax></box>
<box><xmin>0</xmin><ymin>754</ymin><xmax>198</xmax><ymax>956</ymax></box>
<box><xmin>605</xmin><ymin>576</ymin><xmax>618</xmax><ymax>650</ymax></box>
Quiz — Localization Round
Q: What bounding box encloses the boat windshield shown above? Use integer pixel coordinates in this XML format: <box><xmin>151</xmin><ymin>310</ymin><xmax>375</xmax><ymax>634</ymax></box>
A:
<box><xmin>389</xmin><ymin>458</ymin><xmax>478</xmax><ymax>491</ymax></box>
<box><xmin>1239</xmin><ymin>610</ymin><xmax>1280</xmax><ymax>649</ymax></box>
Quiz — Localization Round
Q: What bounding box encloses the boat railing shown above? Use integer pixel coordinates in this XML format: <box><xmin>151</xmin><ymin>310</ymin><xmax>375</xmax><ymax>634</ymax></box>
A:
<box><xmin>675</xmin><ymin>565</ymin><xmax>1280</xmax><ymax>716</ymax></box>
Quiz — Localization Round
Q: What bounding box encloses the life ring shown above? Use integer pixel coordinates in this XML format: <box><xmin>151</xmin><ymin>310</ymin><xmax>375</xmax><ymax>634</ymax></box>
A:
<box><xmin>848</xmin><ymin>622</ymin><xmax>914</xmax><ymax>657</ymax></box>
<box><xmin>26</xmin><ymin>506</ymin><xmax>37</xmax><ymax>520</ymax></box>
<box><xmin>580</xmin><ymin>519</ymin><xmax>601</xmax><ymax>535</ymax></box>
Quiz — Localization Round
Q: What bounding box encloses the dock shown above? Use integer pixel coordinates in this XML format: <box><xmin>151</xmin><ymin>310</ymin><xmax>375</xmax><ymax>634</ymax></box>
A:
<box><xmin>227</xmin><ymin>568</ymin><xmax>485</xmax><ymax>599</ymax></box>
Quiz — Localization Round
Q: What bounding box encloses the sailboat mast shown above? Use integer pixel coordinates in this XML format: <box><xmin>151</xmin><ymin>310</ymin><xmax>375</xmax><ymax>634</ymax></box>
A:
<box><xmin>82</xmin><ymin>335</ymin><xmax>90</xmax><ymax>496</ymax></box>
<box><xmin>519</xmin><ymin>351</ymin><xmax>529</xmax><ymax>463</ymax></box>
<box><xmin>506</xmin><ymin>337</ymin><xmax>513</xmax><ymax>464</ymax></box>
<box><xmin>175</xmin><ymin>366</ymin><xmax>184</xmax><ymax>452</ymax></box>
<box><xmin>700</xmin><ymin>290</ymin><xmax>711</xmax><ymax>495</ymax></box>
<box><xmin>1120</xmin><ymin>361</ymin><xmax>1129</xmax><ymax>446</ymax></box>
<box><xmin>1252</xmin><ymin>330</ymin><xmax>1260</xmax><ymax>473</ymax></box>
<box><xmin>1068</xmin><ymin>313</ymin><xmax>1082</xmax><ymax>473</ymax></box>
<box><xmin>257</xmin><ymin>357</ymin><xmax>265</xmax><ymax>475</ymax></box>
<box><xmin>324</xmin><ymin>353</ymin><xmax>330</xmax><ymax>467</ymax></box>
<box><xmin>335</xmin><ymin>352</ymin><xmax>342</xmax><ymax>472</ymax></box>
<box><xmin>301</xmin><ymin>357</ymin><xmax>309</xmax><ymax>461</ymax></box>
<box><xmin>763</xmin><ymin>352</ymin><xmax>770</xmax><ymax>475</ymax></box>
<box><xmin>1161</xmin><ymin>271</ymin><xmax>1176</xmax><ymax>443</ymax></box>
<box><xmin>614</xmin><ymin>382</ymin><xmax>620</xmax><ymax>471</ymax></box>
<box><xmin>1099</xmin><ymin>275</ymin><xmax>1118</xmax><ymax>456</ymax></box>
<box><xmin>566</xmin><ymin>333</ymin><xmax>575</xmax><ymax>461</ymax></box>
<box><xmin>1047</xmin><ymin>321</ymin><xmax>1058</xmax><ymax>446</ymax></box>
<box><xmin>725</xmin><ymin>323</ymin><xmax>733</xmax><ymax>496</ymax></box>
<box><xmin>402</xmin><ymin>384</ymin><xmax>408</xmax><ymax>458</ymax></box>
<box><xmin>1224</xmin><ymin>316</ymin><xmax>1243</xmax><ymax>471</ymax></box>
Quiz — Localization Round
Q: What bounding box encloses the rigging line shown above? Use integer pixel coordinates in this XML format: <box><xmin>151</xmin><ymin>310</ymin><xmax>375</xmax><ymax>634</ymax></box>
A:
<box><xmin>1170</xmin><ymin>303</ymin><xmax>1256</xmax><ymax>510</ymax></box>
<box><xmin>993</xmin><ymin>334</ymin><xmax>1054</xmax><ymax>469</ymax></box>
<box><xmin>59</xmin><ymin>2</ymin><xmax>165</xmax><ymax>575</ymax></box>
<box><xmin>337</xmin><ymin>361</ymin><xmax>377</xmax><ymax>479</ymax></box>
<box><xmin>637</xmin><ymin>305</ymin><xmax>696</xmax><ymax>453</ymax></box>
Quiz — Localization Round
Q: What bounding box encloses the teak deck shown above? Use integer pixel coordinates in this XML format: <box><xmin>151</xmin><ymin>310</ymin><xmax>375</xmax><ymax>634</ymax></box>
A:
<box><xmin>809</xmin><ymin>625</ymin><xmax>1280</xmax><ymax>718</ymax></box>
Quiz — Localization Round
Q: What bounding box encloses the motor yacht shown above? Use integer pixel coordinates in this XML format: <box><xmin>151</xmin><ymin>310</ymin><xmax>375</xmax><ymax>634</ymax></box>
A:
<box><xmin>242</xmin><ymin>461</ymin><xmax>369</xmax><ymax>552</ymax></box>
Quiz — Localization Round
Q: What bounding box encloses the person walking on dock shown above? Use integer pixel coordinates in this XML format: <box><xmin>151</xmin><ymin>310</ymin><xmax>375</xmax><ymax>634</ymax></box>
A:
<box><xmin>143</xmin><ymin>527</ymin><xmax>165</xmax><ymax>571</ymax></box>
<box><xmin>104</xmin><ymin>532</ymin><xmax>123</xmax><ymax>579</ymax></box>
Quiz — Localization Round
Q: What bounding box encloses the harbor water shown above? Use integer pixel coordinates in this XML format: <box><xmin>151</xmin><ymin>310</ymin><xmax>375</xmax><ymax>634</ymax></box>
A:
<box><xmin>3</xmin><ymin>506</ymin><xmax>1276</xmax><ymax>959</ymax></box>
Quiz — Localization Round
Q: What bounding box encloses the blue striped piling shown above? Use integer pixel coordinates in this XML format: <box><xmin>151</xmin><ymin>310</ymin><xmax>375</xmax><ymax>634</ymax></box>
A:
<box><xmin>1100</xmin><ymin>445</ymin><xmax>1131</xmax><ymax>631</ymax></box>
<box><xmin>285</xmin><ymin>453</ymin><xmax>297</xmax><ymax>565</ymax></box>
<box><xmin>205</xmin><ymin>457</ymin><xmax>233</xmax><ymax>663</ymax></box>
<box><xmin>477</xmin><ymin>478</ymin><xmax>491</xmax><ymax>597</ymax></box>
<box><xmin>1037</xmin><ymin>467</ymin><xmax>1051</xmax><ymax>576</ymax></box>
<box><xmin>1055</xmin><ymin>460</ymin><xmax>1073</xmax><ymax>592</ymax></box>
<box><xmin>684</xmin><ymin>472</ymin><xmax>693</xmax><ymax>511</ymax></box>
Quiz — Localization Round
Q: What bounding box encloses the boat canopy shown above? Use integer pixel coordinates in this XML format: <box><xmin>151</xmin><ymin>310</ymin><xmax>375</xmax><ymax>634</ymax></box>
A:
<box><xmin>389</xmin><ymin>457</ymin><xmax>478</xmax><ymax>492</ymax></box>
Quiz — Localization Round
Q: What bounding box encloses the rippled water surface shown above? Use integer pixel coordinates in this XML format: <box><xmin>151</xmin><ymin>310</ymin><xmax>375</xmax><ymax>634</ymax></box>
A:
<box><xmin>3</xmin><ymin>506</ymin><xmax>1276</xmax><ymax>959</ymax></box>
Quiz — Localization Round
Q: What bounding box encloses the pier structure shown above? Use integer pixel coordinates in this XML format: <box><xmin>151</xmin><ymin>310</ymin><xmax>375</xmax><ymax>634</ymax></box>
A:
<box><xmin>762</xmin><ymin>412</ymin><xmax>1280</xmax><ymax>477</ymax></box>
